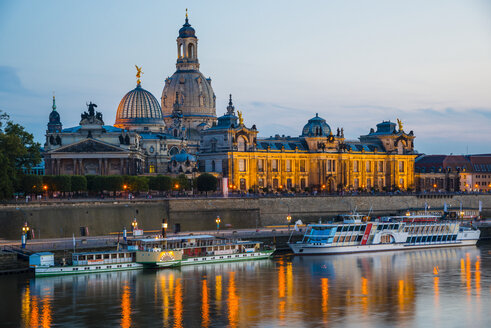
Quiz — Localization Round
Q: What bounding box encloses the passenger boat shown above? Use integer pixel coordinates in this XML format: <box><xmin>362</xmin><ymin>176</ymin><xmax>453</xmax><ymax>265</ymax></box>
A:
<box><xmin>288</xmin><ymin>215</ymin><xmax>480</xmax><ymax>255</ymax></box>
<box><xmin>129</xmin><ymin>234</ymin><xmax>274</xmax><ymax>266</ymax></box>
<box><xmin>32</xmin><ymin>250</ymin><xmax>144</xmax><ymax>277</ymax></box>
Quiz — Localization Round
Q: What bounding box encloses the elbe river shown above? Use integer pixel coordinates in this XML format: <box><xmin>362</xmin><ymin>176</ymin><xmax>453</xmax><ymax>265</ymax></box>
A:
<box><xmin>1</xmin><ymin>243</ymin><xmax>490</xmax><ymax>327</ymax></box>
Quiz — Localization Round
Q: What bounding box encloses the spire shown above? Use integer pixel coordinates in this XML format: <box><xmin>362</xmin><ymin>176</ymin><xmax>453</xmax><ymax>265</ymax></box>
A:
<box><xmin>226</xmin><ymin>94</ymin><xmax>235</xmax><ymax>115</ymax></box>
<box><xmin>52</xmin><ymin>92</ymin><xmax>57</xmax><ymax>111</ymax></box>
<box><xmin>185</xmin><ymin>8</ymin><xmax>189</xmax><ymax>23</ymax></box>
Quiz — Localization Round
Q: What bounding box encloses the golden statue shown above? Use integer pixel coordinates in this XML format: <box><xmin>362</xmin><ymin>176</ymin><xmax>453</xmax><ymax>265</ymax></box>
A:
<box><xmin>397</xmin><ymin>118</ymin><xmax>403</xmax><ymax>132</ymax></box>
<box><xmin>185</xmin><ymin>8</ymin><xmax>188</xmax><ymax>19</ymax></box>
<box><xmin>135</xmin><ymin>65</ymin><xmax>143</xmax><ymax>85</ymax></box>
<box><xmin>237</xmin><ymin>111</ymin><xmax>244</xmax><ymax>125</ymax></box>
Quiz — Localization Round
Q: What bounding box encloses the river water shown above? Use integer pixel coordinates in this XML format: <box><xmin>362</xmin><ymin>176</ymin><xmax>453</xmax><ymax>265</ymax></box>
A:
<box><xmin>1</xmin><ymin>243</ymin><xmax>490</xmax><ymax>327</ymax></box>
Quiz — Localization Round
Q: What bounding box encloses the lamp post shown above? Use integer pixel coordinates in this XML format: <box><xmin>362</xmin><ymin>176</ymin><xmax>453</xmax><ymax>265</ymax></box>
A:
<box><xmin>131</xmin><ymin>217</ymin><xmax>138</xmax><ymax>237</ymax></box>
<box><xmin>162</xmin><ymin>219</ymin><xmax>168</xmax><ymax>238</ymax></box>
<box><xmin>123</xmin><ymin>184</ymin><xmax>128</xmax><ymax>198</ymax></box>
<box><xmin>21</xmin><ymin>222</ymin><xmax>30</xmax><ymax>249</ymax></box>
<box><xmin>286</xmin><ymin>214</ymin><xmax>292</xmax><ymax>230</ymax></box>
<box><xmin>43</xmin><ymin>185</ymin><xmax>48</xmax><ymax>201</ymax></box>
<box><xmin>216</xmin><ymin>216</ymin><xmax>221</xmax><ymax>232</ymax></box>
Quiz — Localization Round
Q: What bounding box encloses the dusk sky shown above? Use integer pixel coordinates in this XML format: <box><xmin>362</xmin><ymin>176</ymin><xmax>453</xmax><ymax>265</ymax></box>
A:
<box><xmin>1</xmin><ymin>0</ymin><xmax>491</xmax><ymax>154</ymax></box>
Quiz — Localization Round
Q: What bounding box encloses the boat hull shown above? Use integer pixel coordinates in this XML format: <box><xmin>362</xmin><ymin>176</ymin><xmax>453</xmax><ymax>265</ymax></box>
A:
<box><xmin>34</xmin><ymin>262</ymin><xmax>143</xmax><ymax>277</ymax></box>
<box><xmin>288</xmin><ymin>239</ymin><xmax>478</xmax><ymax>255</ymax></box>
<box><xmin>180</xmin><ymin>250</ymin><xmax>274</xmax><ymax>266</ymax></box>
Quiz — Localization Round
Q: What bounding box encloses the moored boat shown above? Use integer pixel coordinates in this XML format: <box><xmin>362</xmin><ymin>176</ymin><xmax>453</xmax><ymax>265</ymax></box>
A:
<box><xmin>31</xmin><ymin>250</ymin><xmax>144</xmax><ymax>277</ymax></box>
<box><xmin>129</xmin><ymin>234</ymin><xmax>274</xmax><ymax>267</ymax></box>
<box><xmin>288</xmin><ymin>215</ymin><xmax>480</xmax><ymax>255</ymax></box>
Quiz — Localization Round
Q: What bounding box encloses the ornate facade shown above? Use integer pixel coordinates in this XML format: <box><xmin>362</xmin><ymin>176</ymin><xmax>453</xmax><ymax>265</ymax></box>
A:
<box><xmin>200</xmin><ymin>97</ymin><xmax>417</xmax><ymax>192</ymax></box>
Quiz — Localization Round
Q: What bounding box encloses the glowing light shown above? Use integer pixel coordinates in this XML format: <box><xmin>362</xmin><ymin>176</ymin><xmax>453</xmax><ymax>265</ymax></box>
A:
<box><xmin>215</xmin><ymin>275</ymin><xmax>222</xmax><ymax>310</ymax></box>
<box><xmin>433</xmin><ymin>266</ymin><xmax>439</xmax><ymax>275</ymax></box>
<box><xmin>123</xmin><ymin>184</ymin><xmax>127</xmax><ymax>190</ymax></box>
<box><xmin>278</xmin><ymin>259</ymin><xmax>285</xmax><ymax>298</ymax></box>
<box><xmin>121</xmin><ymin>284</ymin><xmax>131</xmax><ymax>328</ymax></box>
<box><xmin>227</xmin><ymin>272</ymin><xmax>239</xmax><ymax>328</ymax></box>
<box><xmin>41</xmin><ymin>296</ymin><xmax>52</xmax><ymax>328</ymax></box>
<box><xmin>21</xmin><ymin>286</ymin><xmax>31</xmax><ymax>327</ymax></box>
<box><xmin>43</xmin><ymin>185</ymin><xmax>48</xmax><ymax>191</ymax></box>
<box><xmin>398</xmin><ymin>280</ymin><xmax>405</xmax><ymax>312</ymax></box>
<box><xmin>321</xmin><ymin>278</ymin><xmax>328</xmax><ymax>314</ymax></box>
<box><xmin>476</xmin><ymin>256</ymin><xmax>481</xmax><ymax>297</ymax></box>
<box><xmin>201</xmin><ymin>279</ymin><xmax>210</xmax><ymax>328</ymax></box>
<box><xmin>174</xmin><ymin>279</ymin><xmax>183</xmax><ymax>328</ymax></box>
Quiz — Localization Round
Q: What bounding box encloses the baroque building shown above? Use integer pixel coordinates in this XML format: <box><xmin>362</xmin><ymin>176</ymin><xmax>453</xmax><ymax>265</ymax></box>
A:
<box><xmin>200</xmin><ymin>97</ymin><xmax>417</xmax><ymax>192</ymax></box>
<box><xmin>161</xmin><ymin>12</ymin><xmax>217</xmax><ymax>149</ymax></box>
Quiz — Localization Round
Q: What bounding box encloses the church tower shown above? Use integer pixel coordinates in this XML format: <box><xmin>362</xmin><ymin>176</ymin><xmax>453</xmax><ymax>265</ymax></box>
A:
<box><xmin>47</xmin><ymin>95</ymin><xmax>62</xmax><ymax>133</ymax></box>
<box><xmin>161</xmin><ymin>10</ymin><xmax>217</xmax><ymax>143</ymax></box>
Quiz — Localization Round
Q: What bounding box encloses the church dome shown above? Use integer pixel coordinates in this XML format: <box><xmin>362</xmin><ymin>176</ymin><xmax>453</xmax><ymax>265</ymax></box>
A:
<box><xmin>161</xmin><ymin>71</ymin><xmax>216</xmax><ymax>122</ymax></box>
<box><xmin>179</xmin><ymin>18</ymin><xmax>196</xmax><ymax>38</ymax></box>
<box><xmin>301</xmin><ymin>113</ymin><xmax>331</xmax><ymax>137</ymax></box>
<box><xmin>115</xmin><ymin>84</ymin><xmax>164</xmax><ymax>130</ymax></box>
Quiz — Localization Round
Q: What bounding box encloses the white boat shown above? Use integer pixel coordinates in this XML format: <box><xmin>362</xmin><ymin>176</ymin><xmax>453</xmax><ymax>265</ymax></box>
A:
<box><xmin>32</xmin><ymin>250</ymin><xmax>144</xmax><ymax>277</ymax></box>
<box><xmin>130</xmin><ymin>234</ymin><xmax>274</xmax><ymax>267</ymax></box>
<box><xmin>288</xmin><ymin>215</ymin><xmax>480</xmax><ymax>255</ymax></box>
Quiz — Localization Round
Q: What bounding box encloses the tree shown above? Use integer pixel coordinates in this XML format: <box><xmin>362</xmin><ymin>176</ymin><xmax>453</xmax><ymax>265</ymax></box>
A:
<box><xmin>148</xmin><ymin>175</ymin><xmax>172</xmax><ymax>191</ymax></box>
<box><xmin>20</xmin><ymin>175</ymin><xmax>43</xmax><ymax>194</ymax></box>
<box><xmin>173</xmin><ymin>174</ymin><xmax>191</xmax><ymax>191</ymax></box>
<box><xmin>71</xmin><ymin>176</ymin><xmax>87</xmax><ymax>192</ymax></box>
<box><xmin>0</xmin><ymin>111</ymin><xmax>41</xmax><ymax>199</ymax></box>
<box><xmin>196</xmin><ymin>173</ymin><xmax>218</xmax><ymax>194</ymax></box>
<box><xmin>106</xmin><ymin>175</ymin><xmax>123</xmax><ymax>192</ymax></box>
<box><xmin>123</xmin><ymin>175</ymin><xmax>148</xmax><ymax>192</ymax></box>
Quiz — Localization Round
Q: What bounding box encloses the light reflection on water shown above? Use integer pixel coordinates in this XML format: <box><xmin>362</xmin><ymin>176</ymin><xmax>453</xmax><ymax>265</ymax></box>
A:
<box><xmin>4</xmin><ymin>244</ymin><xmax>491</xmax><ymax>327</ymax></box>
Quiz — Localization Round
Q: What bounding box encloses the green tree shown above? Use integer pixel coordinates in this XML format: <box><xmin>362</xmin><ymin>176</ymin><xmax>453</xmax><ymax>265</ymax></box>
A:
<box><xmin>20</xmin><ymin>175</ymin><xmax>43</xmax><ymax>194</ymax></box>
<box><xmin>71</xmin><ymin>176</ymin><xmax>87</xmax><ymax>192</ymax></box>
<box><xmin>106</xmin><ymin>175</ymin><xmax>124</xmax><ymax>192</ymax></box>
<box><xmin>173</xmin><ymin>174</ymin><xmax>191</xmax><ymax>191</ymax></box>
<box><xmin>148</xmin><ymin>175</ymin><xmax>172</xmax><ymax>191</ymax></box>
<box><xmin>44</xmin><ymin>175</ymin><xmax>71</xmax><ymax>192</ymax></box>
<box><xmin>0</xmin><ymin>111</ymin><xmax>41</xmax><ymax>199</ymax></box>
<box><xmin>123</xmin><ymin>175</ymin><xmax>148</xmax><ymax>192</ymax></box>
<box><xmin>196</xmin><ymin>173</ymin><xmax>218</xmax><ymax>194</ymax></box>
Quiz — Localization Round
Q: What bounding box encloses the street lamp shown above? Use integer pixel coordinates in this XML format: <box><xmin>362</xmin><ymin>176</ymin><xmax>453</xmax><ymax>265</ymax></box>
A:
<box><xmin>131</xmin><ymin>217</ymin><xmax>138</xmax><ymax>232</ymax></box>
<box><xmin>21</xmin><ymin>222</ymin><xmax>30</xmax><ymax>249</ymax></box>
<box><xmin>216</xmin><ymin>216</ymin><xmax>221</xmax><ymax>231</ymax></box>
<box><xmin>286</xmin><ymin>214</ymin><xmax>292</xmax><ymax>230</ymax></box>
<box><xmin>43</xmin><ymin>185</ymin><xmax>48</xmax><ymax>200</ymax></box>
<box><xmin>162</xmin><ymin>219</ymin><xmax>168</xmax><ymax>238</ymax></box>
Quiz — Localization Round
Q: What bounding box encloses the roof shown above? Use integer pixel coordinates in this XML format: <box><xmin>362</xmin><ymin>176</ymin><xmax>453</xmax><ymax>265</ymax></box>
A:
<box><xmin>62</xmin><ymin>125</ymin><xmax>123</xmax><ymax>133</ymax></box>
<box><xmin>138</xmin><ymin>132</ymin><xmax>179</xmax><ymax>140</ymax></box>
<box><xmin>31</xmin><ymin>252</ymin><xmax>54</xmax><ymax>256</ymax></box>
<box><xmin>137</xmin><ymin>234</ymin><xmax>216</xmax><ymax>243</ymax></box>
<box><xmin>256</xmin><ymin>137</ymin><xmax>308</xmax><ymax>151</ymax></box>
<box><xmin>115</xmin><ymin>84</ymin><xmax>164</xmax><ymax>126</ymax></box>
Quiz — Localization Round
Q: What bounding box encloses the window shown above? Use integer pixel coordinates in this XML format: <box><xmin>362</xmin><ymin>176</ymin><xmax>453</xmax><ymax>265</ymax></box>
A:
<box><xmin>258</xmin><ymin>159</ymin><xmax>264</xmax><ymax>172</ymax></box>
<box><xmin>354</xmin><ymin>161</ymin><xmax>359</xmax><ymax>172</ymax></box>
<box><xmin>273</xmin><ymin>178</ymin><xmax>279</xmax><ymax>189</ymax></box>
<box><xmin>258</xmin><ymin>178</ymin><xmax>264</xmax><ymax>187</ymax></box>
<box><xmin>378</xmin><ymin>161</ymin><xmax>384</xmax><ymax>172</ymax></box>
<box><xmin>211</xmin><ymin>160</ymin><xmax>215</xmax><ymax>172</ymax></box>
<box><xmin>300</xmin><ymin>160</ymin><xmax>306</xmax><ymax>172</ymax></box>
<box><xmin>272</xmin><ymin>159</ymin><xmax>278</xmax><ymax>172</ymax></box>
<box><xmin>238</xmin><ymin>137</ymin><xmax>247</xmax><ymax>152</ymax></box>
<box><xmin>300</xmin><ymin>178</ymin><xmax>306</xmax><ymax>189</ymax></box>
<box><xmin>367</xmin><ymin>178</ymin><xmax>371</xmax><ymax>189</ymax></box>
<box><xmin>211</xmin><ymin>139</ymin><xmax>217</xmax><ymax>152</ymax></box>
<box><xmin>149</xmin><ymin>165</ymin><xmax>155</xmax><ymax>173</ymax></box>
<box><xmin>332</xmin><ymin>160</ymin><xmax>336</xmax><ymax>172</ymax></box>
<box><xmin>354</xmin><ymin>178</ymin><xmax>359</xmax><ymax>189</ymax></box>
<box><xmin>366</xmin><ymin>161</ymin><xmax>371</xmax><ymax>172</ymax></box>
<box><xmin>286</xmin><ymin>178</ymin><xmax>292</xmax><ymax>189</ymax></box>
<box><xmin>286</xmin><ymin>160</ymin><xmax>292</xmax><ymax>172</ymax></box>
<box><xmin>239</xmin><ymin>159</ymin><xmax>246</xmax><ymax>172</ymax></box>
<box><xmin>327</xmin><ymin>160</ymin><xmax>331</xmax><ymax>172</ymax></box>
<box><xmin>240</xmin><ymin>179</ymin><xmax>246</xmax><ymax>190</ymax></box>
<box><xmin>399</xmin><ymin>161</ymin><xmax>405</xmax><ymax>172</ymax></box>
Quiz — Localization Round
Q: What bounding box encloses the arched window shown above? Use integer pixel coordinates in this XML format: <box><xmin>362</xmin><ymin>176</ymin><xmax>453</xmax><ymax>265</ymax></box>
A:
<box><xmin>169</xmin><ymin>147</ymin><xmax>179</xmax><ymax>156</ymax></box>
<box><xmin>188</xmin><ymin>43</ymin><xmax>195</xmax><ymax>58</ymax></box>
<box><xmin>179</xmin><ymin>43</ymin><xmax>184</xmax><ymax>58</ymax></box>
<box><xmin>211</xmin><ymin>160</ymin><xmax>215</xmax><ymax>172</ymax></box>
<box><xmin>238</xmin><ymin>136</ymin><xmax>247</xmax><ymax>152</ymax></box>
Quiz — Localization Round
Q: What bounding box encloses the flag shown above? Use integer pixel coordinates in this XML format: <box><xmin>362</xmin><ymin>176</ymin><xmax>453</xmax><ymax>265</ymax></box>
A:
<box><xmin>443</xmin><ymin>202</ymin><xmax>447</xmax><ymax>212</ymax></box>
<box><xmin>479</xmin><ymin>200</ymin><xmax>482</xmax><ymax>212</ymax></box>
<box><xmin>424</xmin><ymin>202</ymin><xmax>428</xmax><ymax>212</ymax></box>
<box><xmin>72</xmin><ymin>233</ymin><xmax>76</xmax><ymax>252</ymax></box>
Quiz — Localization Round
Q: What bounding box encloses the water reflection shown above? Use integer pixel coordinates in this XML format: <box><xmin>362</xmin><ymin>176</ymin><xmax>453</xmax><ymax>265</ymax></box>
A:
<box><xmin>11</xmin><ymin>245</ymin><xmax>490</xmax><ymax>327</ymax></box>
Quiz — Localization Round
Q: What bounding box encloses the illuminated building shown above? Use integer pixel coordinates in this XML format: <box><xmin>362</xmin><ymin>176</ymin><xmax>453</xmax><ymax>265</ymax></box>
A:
<box><xmin>200</xmin><ymin>97</ymin><xmax>417</xmax><ymax>192</ymax></box>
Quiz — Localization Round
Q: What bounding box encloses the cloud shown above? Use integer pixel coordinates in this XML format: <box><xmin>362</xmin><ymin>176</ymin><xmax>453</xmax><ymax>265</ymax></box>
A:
<box><xmin>0</xmin><ymin>66</ymin><xmax>30</xmax><ymax>94</ymax></box>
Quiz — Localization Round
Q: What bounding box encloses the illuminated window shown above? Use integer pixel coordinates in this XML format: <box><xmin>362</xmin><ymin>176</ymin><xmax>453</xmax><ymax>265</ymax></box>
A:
<box><xmin>257</xmin><ymin>159</ymin><xmax>264</xmax><ymax>172</ymax></box>
<box><xmin>399</xmin><ymin>161</ymin><xmax>405</xmax><ymax>172</ymax></box>
<box><xmin>378</xmin><ymin>161</ymin><xmax>384</xmax><ymax>172</ymax></box>
<box><xmin>366</xmin><ymin>161</ymin><xmax>371</xmax><ymax>172</ymax></box>
<box><xmin>286</xmin><ymin>160</ymin><xmax>292</xmax><ymax>172</ymax></box>
<box><xmin>300</xmin><ymin>160</ymin><xmax>306</xmax><ymax>172</ymax></box>
<box><xmin>354</xmin><ymin>161</ymin><xmax>359</xmax><ymax>172</ymax></box>
<box><xmin>239</xmin><ymin>159</ymin><xmax>246</xmax><ymax>172</ymax></box>
<box><xmin>272</xmin><ymin>160</ymin><xmax>278</xmax><ymax>172</ymax></box>
<box><xmin>149</xmin><ymin>165</ymin><xmax>155</xmax><ymax>173</ymax></box>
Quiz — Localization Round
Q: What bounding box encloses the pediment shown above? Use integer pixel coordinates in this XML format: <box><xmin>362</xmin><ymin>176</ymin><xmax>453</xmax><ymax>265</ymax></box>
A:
<box><xmin>51</xmin><ymin>139</ymin><xmax>127</xmax><ymax>153</ymax></box>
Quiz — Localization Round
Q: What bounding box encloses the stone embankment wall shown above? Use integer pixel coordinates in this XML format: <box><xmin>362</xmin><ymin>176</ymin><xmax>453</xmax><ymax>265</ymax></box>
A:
<box><xmin>0</xmin><ymin>194</ymin><xmax>489</xmax><ymax>240</ymax></box>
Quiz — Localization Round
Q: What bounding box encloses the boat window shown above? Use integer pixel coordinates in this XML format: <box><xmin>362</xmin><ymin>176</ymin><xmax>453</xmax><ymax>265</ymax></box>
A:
<box><xmin>357</xmin><ymin>235</ymin><xmax>363</xmax><ymax>242</ymax></box>
<box><xmin>104</xmin><ymin>254</ymin><xmax>110</xmax><ymax>259</ymax></box>
<box><xmin>96</xmin><ymin>255</ymin><xmax>102</xmax><ymax>260</ymax></box>
<box><xmin>111</xmin><ymin>254</ymin><xmax>117</xmax><ymax>259</ymax></box>
<box><xmin>85</xmin><ymin>267</ymin><xmax>89</xmax><ymax>270</ymax></box>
